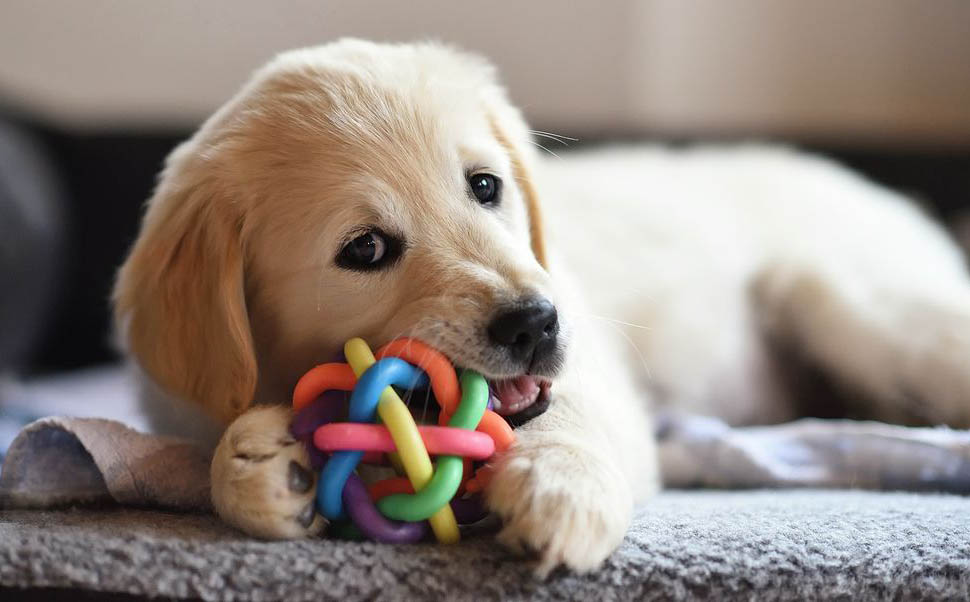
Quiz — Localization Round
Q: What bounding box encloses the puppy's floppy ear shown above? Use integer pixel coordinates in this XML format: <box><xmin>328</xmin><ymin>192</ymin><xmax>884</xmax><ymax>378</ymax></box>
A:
<box><xmin>114</xmin><ymin>149</ymin><xmax>257</xmax><ymax>425</ymax></box>
<box><xmin>486</xmin><ymin>105</ymin><xmax>548</xmax><ymax>269</ymax></box>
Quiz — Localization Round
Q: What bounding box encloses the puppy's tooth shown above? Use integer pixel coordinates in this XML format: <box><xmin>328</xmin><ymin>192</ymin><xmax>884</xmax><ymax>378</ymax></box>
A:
<box><xmin>288</xmin><ymin>460</ymin><xmax>314</xmax><ymax>493</ymax></box>
<box><xmin>297</xmin><ymin>500</ymin><xmax>317</xmax><ymax>528</ymax></box>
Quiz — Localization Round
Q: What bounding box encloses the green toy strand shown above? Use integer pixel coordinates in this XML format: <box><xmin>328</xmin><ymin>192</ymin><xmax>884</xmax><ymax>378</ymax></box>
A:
<box><xmin>376</xmin><ymin>370</ymin><xmax>489</xmax><ymax>521</ymax></box>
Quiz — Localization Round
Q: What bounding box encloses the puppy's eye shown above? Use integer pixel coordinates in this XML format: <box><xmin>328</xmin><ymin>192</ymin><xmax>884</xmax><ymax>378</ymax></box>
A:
<box><xmin>336</xmin><ymin>230</ymin><xmax>401</xmax><ymax>271</ymax></box>
<box><xmin>468</xmin><ymin>173</ymin><xmax>501</xmax><ymax>206</ymax></box>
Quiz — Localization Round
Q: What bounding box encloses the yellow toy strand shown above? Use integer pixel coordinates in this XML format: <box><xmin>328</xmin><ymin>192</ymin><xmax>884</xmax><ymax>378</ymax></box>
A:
<box><xmin>343</xmin><ymin>337</ymin><xmax>460</xmax><ymax>543</ymax></box>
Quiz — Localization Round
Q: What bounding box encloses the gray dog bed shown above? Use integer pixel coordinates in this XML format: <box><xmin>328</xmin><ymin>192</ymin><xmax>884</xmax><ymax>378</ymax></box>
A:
<box><xmin>4</xmin><ymin>369</ymin><xmax>970</xmax><ymax>600</ymax></box>
<box><xmin>3</xmin><ymin>489</ymin><xmax>970</xmax><ymax>601</ymax></box>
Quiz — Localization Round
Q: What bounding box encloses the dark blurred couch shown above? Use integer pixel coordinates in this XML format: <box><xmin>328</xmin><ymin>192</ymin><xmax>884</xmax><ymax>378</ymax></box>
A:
<box><xmin>0</xmin><ymin>114</ymin><xmax>186</xmax><ymax>374</ymax></box>
<box><xmin>1</xmin><ymin>111</ymin><xmax>968</xmax><ymax>376</ymax></box>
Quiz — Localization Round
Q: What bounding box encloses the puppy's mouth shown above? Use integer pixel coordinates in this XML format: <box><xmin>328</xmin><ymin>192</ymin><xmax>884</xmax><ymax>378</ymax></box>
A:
<box><xmin>488</xmin><ymin>375</ymin><xmax>552</xmax><ymax>426</ymax></box>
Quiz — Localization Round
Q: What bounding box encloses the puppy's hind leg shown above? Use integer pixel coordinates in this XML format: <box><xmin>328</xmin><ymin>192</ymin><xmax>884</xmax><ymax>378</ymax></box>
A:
<box><xmin>753</xmin><ymin>198</ymin><xmax>970</xmax><ymax>427</ymax></box>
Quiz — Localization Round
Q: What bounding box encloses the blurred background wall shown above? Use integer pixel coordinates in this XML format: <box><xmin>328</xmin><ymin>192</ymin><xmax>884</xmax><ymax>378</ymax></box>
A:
<box><xmin>2</xmin><ymin>0</ymin><xmax>969</xmax><ymax>146</ymax></box>
<box><xmin>0</xmin><ymin>0</ymin><xmax>968</xmax><ymax>373</ymax></box>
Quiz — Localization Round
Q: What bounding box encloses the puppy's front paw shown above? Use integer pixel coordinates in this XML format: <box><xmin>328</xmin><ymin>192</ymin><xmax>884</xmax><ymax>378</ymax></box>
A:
<box><xmin>210</xmin><ymin>405</ymin><xmax>326</xmax><ymax>539</ymax></box>
<box><xmin>485</xmin><ymin>433</ymin><xmax>633</xmax><ymax>576</ymax></box>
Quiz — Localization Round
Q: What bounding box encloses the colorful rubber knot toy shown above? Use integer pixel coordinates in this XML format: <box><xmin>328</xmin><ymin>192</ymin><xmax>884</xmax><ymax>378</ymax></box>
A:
<box><xmin>290</xmin><ymin>337</ymin><xmax>515</xmax><ymax>543</ymax></box>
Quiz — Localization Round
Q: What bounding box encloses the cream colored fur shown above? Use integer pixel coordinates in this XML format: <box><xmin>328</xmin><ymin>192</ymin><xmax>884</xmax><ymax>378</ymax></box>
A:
<box><xmin>114</xmin><ymin>39</ymin><xmax>970</xmax><ymax>575</ymax></box>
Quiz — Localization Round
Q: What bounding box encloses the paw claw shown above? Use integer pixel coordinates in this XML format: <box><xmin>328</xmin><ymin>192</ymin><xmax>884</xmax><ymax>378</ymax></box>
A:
<box><xmin>288</xmin><ymin>460</ymin><xmax>314</xmax><ymax>493</ymax></box>
<box><xmin>297</xmin><ymin>500</ymin><xmax>317</xmax><ymax>528</ymax></box>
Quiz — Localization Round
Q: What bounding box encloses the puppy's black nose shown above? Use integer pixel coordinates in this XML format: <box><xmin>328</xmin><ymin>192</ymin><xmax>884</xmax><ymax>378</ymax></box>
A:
<box><xmin>487</xmin><ymin>297</ymin><xmax>559</xmax><ymax>366</ymax></box>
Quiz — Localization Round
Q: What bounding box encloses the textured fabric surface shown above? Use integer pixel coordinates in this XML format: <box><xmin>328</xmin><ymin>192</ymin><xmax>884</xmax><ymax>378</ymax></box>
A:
<box><xmin>8</xmin><ymin>412</ymin><xmax>970</xmax><ymax>516</ymax></box>
<box><xmin>0</xmin><ymin>416</ymin><xmax>210</xmax><ymax>511</ymax></box>
<box><xmin>3</xmin><ymin>490</ymin><xmax>970</xmax><ymax>601</ymax></box>
<box><xmin>658</xmin><ymin>414</ymin><xmax>970</xmax><ymax>491</ymax></box>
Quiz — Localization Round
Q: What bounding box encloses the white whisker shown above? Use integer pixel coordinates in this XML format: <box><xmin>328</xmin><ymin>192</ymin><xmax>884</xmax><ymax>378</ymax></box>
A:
<box><xmin>566</xmin><ymin>311</ymin><xmax>654</xmax><ymax>383</ymax></box>
<box><xmin>576</xmin><ymin>312</ymin><xmax>652</xmax><ymax>331</ymax></box>
<box><xmin>600</xmin><ymin>319</ymin><xmax>653</xmax><ymax>382</ymax></box>
<box><xmin>527</xmin><ymin>139</ymin><xmax>562</xmax><ymax>160</ymax></box>
<box><xmin>529</xmin><ymin>129</ymin><xmax>578</xmax><ymax>145</ymax></box>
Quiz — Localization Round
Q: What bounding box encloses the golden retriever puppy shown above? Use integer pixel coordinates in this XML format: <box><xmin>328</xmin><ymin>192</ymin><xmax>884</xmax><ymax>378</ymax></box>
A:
<box><xmin>114</xmin><ymin>39</ymin><xmax>970</xmax><ymax>574</ymax></box>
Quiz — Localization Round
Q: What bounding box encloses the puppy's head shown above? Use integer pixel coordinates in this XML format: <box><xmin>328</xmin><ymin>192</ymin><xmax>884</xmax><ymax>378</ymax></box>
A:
<box><xmin>114</xmin><ymin>39</ymin><xmax>564</xmax><ymax>425</ymax></box>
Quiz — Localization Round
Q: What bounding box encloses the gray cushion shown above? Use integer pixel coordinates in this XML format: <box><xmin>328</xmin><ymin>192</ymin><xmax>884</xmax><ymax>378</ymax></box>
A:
<box><xmin>2</xmin><ymin>489</ymin><xmax>969</xmax><ymax>600</ymax></box>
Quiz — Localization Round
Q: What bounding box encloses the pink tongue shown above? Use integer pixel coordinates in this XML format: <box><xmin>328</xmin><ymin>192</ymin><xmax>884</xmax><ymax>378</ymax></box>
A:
<box><xmin>492</xmin><ymin>376</ymin><xmax>541</xmax><ymax>416</ymax></box>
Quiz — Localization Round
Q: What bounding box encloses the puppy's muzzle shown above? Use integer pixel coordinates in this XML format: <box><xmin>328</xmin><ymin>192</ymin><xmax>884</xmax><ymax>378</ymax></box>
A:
<box><xmin>487</xmin><ymin>296</ymin><xmax>560</xmax><ymax>372</ymax></box>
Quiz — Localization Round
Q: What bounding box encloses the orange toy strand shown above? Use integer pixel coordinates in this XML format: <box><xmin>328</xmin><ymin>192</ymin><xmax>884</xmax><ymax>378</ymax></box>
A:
<box><xmin>440</xmin><ymin>409</ymin><xmax>514</xmax><ymax>452</ymax></box>
<box><xmin>463</xmin><ymin>467</ymin><xmax>494</xmax><ymax>493</ymax></box>
<box><xmin>376</xmin><ymin>338</ymin><xmax>461</xmax><ymax>414</ymax></box>
<box><xmin>292</xmin><ymin>363</ymin><xmax>357</xmax><ymax>411</ymax></box>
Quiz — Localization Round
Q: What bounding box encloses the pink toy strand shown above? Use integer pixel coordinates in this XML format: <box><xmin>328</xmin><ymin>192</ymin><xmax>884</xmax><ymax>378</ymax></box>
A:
<box><xmin>314</xmin><ymin>423</ymin><xmax>495</xmax><ymax>460</ymax></box>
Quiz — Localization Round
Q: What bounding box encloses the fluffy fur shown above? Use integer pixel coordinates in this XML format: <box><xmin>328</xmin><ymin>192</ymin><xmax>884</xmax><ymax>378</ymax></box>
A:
<box><xmin>114</xmin><ymin>39</ymin><xmax>970</xmax><ymax>576</ymax></box>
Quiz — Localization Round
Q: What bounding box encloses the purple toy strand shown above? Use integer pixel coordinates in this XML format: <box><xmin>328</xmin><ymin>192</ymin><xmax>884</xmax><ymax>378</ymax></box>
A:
<box><xmin>343</xmin><ymin>474</ymin><xmax>427</xmax><ymax>543</ymax></box>
<box><xmin>291</xmin><ymin>390</ymin><xmax>348</xmax><ymax>437</ymax></box>
<box><xmin>450</xmin><ymin>496</ymin><xmax>489</xmax><ymax>524</ymax></box>
<box><xmin>292</xmin><ymin>391</ymin><xmax>350</xmax><ymax>471</ymax></box>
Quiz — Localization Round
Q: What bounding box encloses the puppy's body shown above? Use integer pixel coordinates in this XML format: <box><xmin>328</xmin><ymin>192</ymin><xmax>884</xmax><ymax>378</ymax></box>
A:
<box><xmin>116</xmin><ymin>40</ymin><xmax>970</xmax><ymax>575</ymax></box>
<box><xmin>542</xmin><ymin>145</ymin><xmax>970</xmax><ymax>428</ymax></box>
